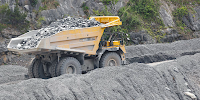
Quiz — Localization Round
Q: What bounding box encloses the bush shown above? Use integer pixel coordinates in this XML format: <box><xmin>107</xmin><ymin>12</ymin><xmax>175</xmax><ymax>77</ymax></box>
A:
<box><xmin>173</xmin><ymin>6</ymin><xmax>188</xmax><ymax>27</ymax></box>
<box><xmin>0</xmin><ymin>4</ymin><xmax>29</xmax><ymax>32</ymax></box>
<box><xmin>170</xmin><ymin>0</ymin><xmax>200</xmax><ymax>5</ymax></box>
<box><xmin>0</xmin><ymin>24</ymin><xmax>6</xmax><ymax>33</ymax></box>
<box><xmin>101</xmin><ymin>0</ymin><xmax>119</xmax><ymax>5</ymax></box>
<box><xmin>173</xmin><ymin>6</ymin><xmax>188</xmax><ymax>18</ymax></box>
<box><xmin>117</xmin><ymin>0</ymin><xmax>165</xmax><ymax>34</ymax></box>
<box><xmin>172</xmin><ymin>6</ymin><xmax>188</xmax><ymax>34</ymax></box>
<box><xmin>128</xmin><ymin>0</ymin><xmax>159</xmax><ymax>20</ymax></box>
<box><xmin>82</xmin><ymin>2</ymin><xmax>89</xmax><ymax>16</ymax></box>
<box><xmin>119</xmin><ymin>8</ymin><xmax>141</xmax><ymax>30</ymax></box>
<box><xmin>37</xmin><ymin>17</ymin><xmax>46</xmax><ymax>28</ymax></box>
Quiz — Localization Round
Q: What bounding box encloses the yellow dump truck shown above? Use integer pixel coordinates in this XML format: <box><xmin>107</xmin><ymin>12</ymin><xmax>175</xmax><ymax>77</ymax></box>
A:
<box><xmin>7</xmin><ymin>16</ymin><xmax>126</xmax><ymax>78</ymax></box>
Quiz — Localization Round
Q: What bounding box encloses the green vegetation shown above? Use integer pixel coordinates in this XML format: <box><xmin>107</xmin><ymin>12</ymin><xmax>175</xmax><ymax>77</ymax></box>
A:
<box><xmin>145</xmin><ymin>24</ymin><xmax>167</xmax><ymax>43</ymax></box>
<box><xmin>172</xmin><ymin>6</ymin><xmax>188</xmax><ymax>33</ymax></box>
<box><xmin>32</xmin><ymin>0</ymin><xmax>60</xmax><ymax>28</ymax></box>
<box><xmin>0</xmin><ymin>24</ymin><xmax>6</xmax><ymax>33</ymax></box>
<box><xmin>118</xmin><ymin>0</ymin><xmax>165</xmax><ymax>42</ymax></box>
<box><xmin>82</xmin><ymin>2</ymin><xmax>89</xmax><ymax>16</ymax></box>
<box><xmin>0</xmin><ymin>4</ymin><xmax>29</xmax><ymax>33</ymax></box>
<box><xmin>169</xmin><ymin>0</ymin><xmax>200</xmax><ymax>5</ymax></box>
<box><xmin>93</xmin><ymin>6</ymin><xmax>113</xmax><ymax>16</ymax></box>
<box><xmin>100</xmin><ymin>0</ymin><xmax>119</xmax><ymax>5</ymax></box>
<box><xmin>42</xmin><ymin>0</ymin><xmax>60</xmax><ymax>9</ymax></box>
<box><xmin>87</xmin><ymin>0</ymin><xmax>165</xmax><ymax>44</ymax></box>
<box><xmin>173</xmin><ymin>6</ymin><xmax>188</xmax><ymax>19</ymax></box>
<box><xmin>37</xmin><ymin>16</ymin><xmax>46</xmax><ymax>28</ymax></box>
<box><xmin>30</xmin><ymin>0</ymin><xmax>38</xmax><ymax>7</ymax></box>
<box><xmin>118</xmin><ymin>0</ymin><xmax>164</xmax><ymax>29</ymax></box>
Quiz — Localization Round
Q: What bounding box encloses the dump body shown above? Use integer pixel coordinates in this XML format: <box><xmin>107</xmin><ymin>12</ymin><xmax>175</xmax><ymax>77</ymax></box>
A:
<box><xmin>7</xmin><ymin>16</ymin><xmax>125</xmax><ymax>55</ymax></box>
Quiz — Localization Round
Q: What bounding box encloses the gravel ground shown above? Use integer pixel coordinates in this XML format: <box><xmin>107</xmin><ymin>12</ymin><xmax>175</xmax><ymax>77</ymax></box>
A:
<box><xmin>0</xmin><ymin>53</ymin><xmax>200</xmax><ymax>99</ymax></box>
<box><xmin>0</xmin><ymin>38</ymin><xmax>200</xmax><ymax>99</ymax></box>
<box><xmin>6</xmin><ymin>54</ymin><xmax>34</xmax><ymax>67</ymax></box>
<box><xmin>125</xmin><ymin>38</ymin><xmax>200</xmax><ymax>64</ymax></box>
<box><xmin>0</xmin><ymin>65</ymin><xmax>28</xmax><ymax>84</ymax></box>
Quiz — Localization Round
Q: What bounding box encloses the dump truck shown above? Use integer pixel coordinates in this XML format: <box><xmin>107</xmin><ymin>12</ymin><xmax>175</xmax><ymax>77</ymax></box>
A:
<box><xmin>7</xmin><ymin>16</ymin><xmax>126</xmax><ymax>79</ymax></box>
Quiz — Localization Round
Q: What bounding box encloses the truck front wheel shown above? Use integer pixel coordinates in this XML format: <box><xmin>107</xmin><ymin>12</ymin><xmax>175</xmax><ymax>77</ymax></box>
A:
<box><xmin>56</xmin><ymin>57</ymin><xmax>82</xmax><ymax>76</ymax></box>
<box><xmin>100</xmin><ymin>52</ymin><xmax>122</xmax><ymax>68</ymax></box>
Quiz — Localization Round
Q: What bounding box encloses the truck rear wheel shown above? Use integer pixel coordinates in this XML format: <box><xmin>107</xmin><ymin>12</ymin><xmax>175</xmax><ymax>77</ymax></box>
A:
<box><xmin>56</xmin><ymin>57</ymin><xmax>82</xmax><ymax>76</ymax></box>
<box><xmin>50</xmin><ymin>59</ymin><xmax>58</xmax><ymax>77</ymax></box>
<box><xmin>100</xmin><ymin>52</ymin><xmax>121</xmax><ymax>68</ymax></box>
<box><xmin>28</xmin><ymin>58</ymin><xmax>37</xmax><ymax>78</ymax></box>
<box><xmin>33</xmin><ymin>60</ymin><xmax>51</xmax><ymax>79</ymax></box>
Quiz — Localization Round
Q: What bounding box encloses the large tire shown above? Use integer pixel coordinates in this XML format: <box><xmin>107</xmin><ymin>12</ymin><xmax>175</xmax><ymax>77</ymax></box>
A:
<box><xmin>33</xmin><ymin>60</ymin><xmax>51</xmax><ymax>79</ymax></box>
<box><xmin>56</xmin><ymin>57</ymin><xmax>82</xmax><ymax>76</ymax></box>
<box><xmin>100</xmin><ymin>52</ymin><xmax>122</xmax><ymax>68</ymax></box>
<box><xmin>28</xmin><ymin>58</ymin><xmax>36</xmax><ymax>78</ymax></box>
<box><xmin>50</xmin><ymin>59</ymin><xmax>58</xmax><ymax>77</ymax></box>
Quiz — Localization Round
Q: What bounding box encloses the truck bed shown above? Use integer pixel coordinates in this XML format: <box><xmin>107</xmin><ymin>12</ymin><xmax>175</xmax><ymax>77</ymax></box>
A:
<box><xmin>7</xmin><ymin>16</ymin><xmax>122</xmax><ymax>55</ymax></box>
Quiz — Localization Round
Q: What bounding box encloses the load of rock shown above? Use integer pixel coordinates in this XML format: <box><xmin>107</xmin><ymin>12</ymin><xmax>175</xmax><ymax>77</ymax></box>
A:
<box><xmin>12</xmin><ymin>17</ymin><xmax>101</xmax><ymax>50</ymax></box>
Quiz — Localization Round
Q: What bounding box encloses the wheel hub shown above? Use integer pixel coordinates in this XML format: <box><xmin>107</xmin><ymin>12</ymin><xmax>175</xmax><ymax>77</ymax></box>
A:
<box><xmin>66</xmin><ymin>65</ymin><xmax>76</xmax><ymax>74</ymax></box>
<box><xmin>107</xmin><ymin>59</ymin><xmax>117</xmax><ymax>66</ymax></box>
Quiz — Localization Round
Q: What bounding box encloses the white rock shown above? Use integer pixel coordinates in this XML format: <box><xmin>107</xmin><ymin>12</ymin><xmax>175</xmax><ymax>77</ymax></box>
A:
<box><xmin>184</xmin><ymin>92</ymin><xmax>197</xmax><ymax>99</ymax></box>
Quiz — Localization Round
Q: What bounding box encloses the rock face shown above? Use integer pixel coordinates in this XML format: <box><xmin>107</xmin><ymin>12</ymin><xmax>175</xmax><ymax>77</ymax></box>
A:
<box><xmin>41</xmin><ymin>0</ymin><xmax>86</xmax><ymax>25</ymax></box>
<box><xmin>41</xmin><ymin>0</ymin><xmax>128</xmax><ymax>25</ymax></box>
<box><xmin>1</xmin><ymin>28</ymin><xmax>21</xmax><ymax>39</ymax></box>
<box><xmin>129</xmin><ymin>30</ymin><xmax>156</xmax><ymax>44</ymax></box>
<box><xmin>84</xmin><ymin>0</ymin><xmax>128</xmax><ymax>15</ymax></box>
<box><xmin>0</xmin><ymin>0</ymin><xmax>128</xmax><ymax>26</ymax></box>
<box><xmin>183</xmin><ymin>7</ymin><xmax>200</xmax><ymax>31</ymax></box>
<box><xmin>159</xmin><ymin>0</ymin><xmax>175</xmax><ymax>27</ymax></box>
<box><xmin>160</xmin><ymin>28</ymin><xmax>184</xmax><ymax>42</ymax></box>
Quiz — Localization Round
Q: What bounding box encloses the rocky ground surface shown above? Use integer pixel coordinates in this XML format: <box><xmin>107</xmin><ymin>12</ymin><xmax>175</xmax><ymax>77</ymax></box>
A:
<box><xmin>125</xmin><ymin>38</ymin><xmax>200</xmax><ymax>64</ymax></box>
<box><xmin>0</xmin><ymin>65</ymin><xmax>28</xmax><ymax>85</ymax></box>
<box><xmin>0</xmin><ymin>38</ymin><xmax>200</xmax><ymax>99</ymax></box>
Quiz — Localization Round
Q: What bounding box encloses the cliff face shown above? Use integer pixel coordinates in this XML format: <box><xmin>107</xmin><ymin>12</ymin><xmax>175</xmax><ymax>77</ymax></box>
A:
<box><xmin>159</xmin><ymin>0</ymin><xmax>200</xmax><ymax>32</ymax></box>
<box><xmin>0</xmin><ymin>0</ymin><xmax>128</xmax><ymax>26</ymax></box>
<box><xmin>1</xmin><ymin>0</ymin><xmax>199</xmax><ymax>33</ymax></box>
<box><xmin>39</xmin><ymin>0</ymin><xmax>128</xmax><ymax>25</ymax></box>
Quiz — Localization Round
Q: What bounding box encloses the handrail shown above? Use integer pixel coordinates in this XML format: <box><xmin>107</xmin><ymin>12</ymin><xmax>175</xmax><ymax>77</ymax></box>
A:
<box><xmin>89</xmin><ymin>16</ymin><xmax>122</xmax><ymax>28</ymax></box>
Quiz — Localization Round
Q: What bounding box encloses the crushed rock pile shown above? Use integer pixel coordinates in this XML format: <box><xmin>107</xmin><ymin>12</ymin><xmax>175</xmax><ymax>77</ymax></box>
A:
<box><xmin>125</xmin><ymin>38</ymin><xmax>200</xmax><ymax>64</ymax></box>
<box><xmin>0</xmin><ymin>65</ymin><xmax>28</xmax><ymax>84</ymax></box>
<box><xmin>0</xmin><ymin>53</ymin><xmax>200</xmax><ymax>99</ymax></box>
<box><xmin>12</xmin><ymin>17</ymin><xmax>101</xmax><ymax>50</ymax></box>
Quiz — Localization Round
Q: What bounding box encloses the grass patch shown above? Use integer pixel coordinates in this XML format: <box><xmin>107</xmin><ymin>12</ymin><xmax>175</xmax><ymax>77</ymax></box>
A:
<box><xmin>172</xmin><ymin>6</ymin><xmax>189</xmax><ymax>34</ymax></box>
<box><xmin>37</xmin><ymin>16</ymin><xmax>46</xmax><ymax>28</ymax></box>
<box><xmin>100</xmin><ymin>0</ymin><xmax>119</xmax><ymax>5</ymax></box>
<box><xmin>170</xmin><ymin>0</ymin><xmax>200</xmax><ymax>5</ymax></box>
